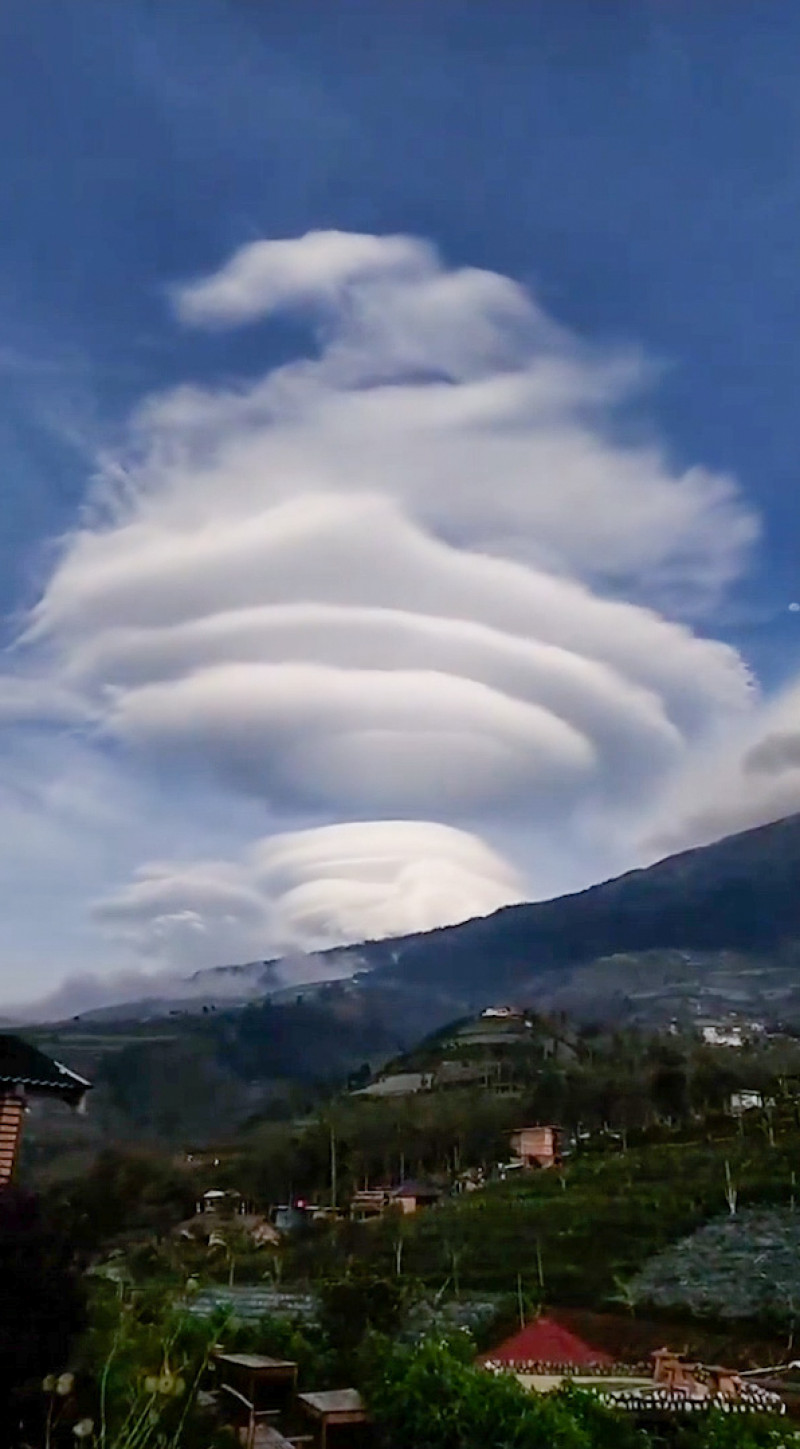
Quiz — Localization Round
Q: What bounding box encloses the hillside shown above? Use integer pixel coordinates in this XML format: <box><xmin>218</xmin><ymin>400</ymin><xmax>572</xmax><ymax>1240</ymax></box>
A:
<box><xmin>19</xmin><ymin>988</ymin><xmax>408</xmax><ymax>1163</ymax></box>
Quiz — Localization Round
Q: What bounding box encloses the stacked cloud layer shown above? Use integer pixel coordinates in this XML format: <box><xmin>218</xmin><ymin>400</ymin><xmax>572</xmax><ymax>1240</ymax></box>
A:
<box><xmin>8</xmin><ymin>231</ymin><xmax>767</xmax><ymax>975</ymax></box>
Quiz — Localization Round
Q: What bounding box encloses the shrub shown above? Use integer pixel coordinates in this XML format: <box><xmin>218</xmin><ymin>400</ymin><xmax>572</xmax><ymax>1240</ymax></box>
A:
<box><xmin>678</xmin><ymin>1411</ymin><xmax>800</xmax><ymax>1448</ymax></box>
<box><xmin>362</xmin><ymin>1333</ymin><xmax>646</xmax><ymax>1449</ymax></box>
<box><xmin>317</xmin><ymin>1267</ymin><xmax>411</xmax><ymax>1374</ymax></box>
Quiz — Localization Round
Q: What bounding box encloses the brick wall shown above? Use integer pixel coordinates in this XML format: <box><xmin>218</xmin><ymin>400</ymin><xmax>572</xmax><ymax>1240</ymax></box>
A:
<box><xmin>0</xmin><ymin>1092</ymin><xmax>25</xmax><ymax>1186</ymax></box>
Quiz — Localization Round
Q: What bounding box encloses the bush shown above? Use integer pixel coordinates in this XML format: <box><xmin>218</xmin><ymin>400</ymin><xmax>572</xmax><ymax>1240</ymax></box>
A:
<box><xmin>677</xmin><ymin>1412</ymin><xmax>800</xmax><ymax>1448</ymax></box>
<box><xmin>213</xmin><ymin>1311</ymin><xmax>336</xmax><ymax>1390</ymax></box>
<box><xmin>362</xmin><ymin>1334</ymin><xmax>646</xmax><ymax>1449</ymax></box>
<box><xmin>0</xmin><ymin>1188</ymin><xmax>86</xmax><ymax>1445</ymax></box>
<box><xmin>317</xmin><ymin>1267</ymin><xmax>412</xmax><ymax>1372</ymax></box>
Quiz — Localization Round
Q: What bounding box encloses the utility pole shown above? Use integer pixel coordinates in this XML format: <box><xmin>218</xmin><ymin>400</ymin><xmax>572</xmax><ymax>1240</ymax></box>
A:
<box><xmin>330</xmin><ymin>1124</ymin><xmax>337</xmax><ymax>1211</ymax></box>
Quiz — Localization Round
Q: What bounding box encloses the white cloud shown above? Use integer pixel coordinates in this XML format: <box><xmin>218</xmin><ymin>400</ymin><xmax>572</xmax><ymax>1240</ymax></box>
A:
<box><xmin>2</xmin><ymin>229</ymin><xmax>783</xmax><ymax>996</ymax></box>
<box><xmin>26</xmin><ymin>479</ymin><xmax>753</xmax><ymax>821</ymax></box>
<box><xmin>644</xmin><ymin>677</ymin><xmax>800</xmax><ymax>856</ymax></box>
<box><xmin>174</xmin><ymin>230</ymin><xmax>437</xmax><ymax>328</ymax></box>
<box><xmin>0</xmin><ymin>674</ymin><xmax>90</xmax><ymax>725</ymax></box>
<box><xmin>92</xmin><ymin>820</ymin><xmax>527</xmax><ymax>971</ymax></box>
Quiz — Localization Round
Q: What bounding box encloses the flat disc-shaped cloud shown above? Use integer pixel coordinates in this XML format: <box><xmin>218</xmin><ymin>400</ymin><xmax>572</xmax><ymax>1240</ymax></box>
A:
<box><xmin>35</xmin><ymin>489</ymin><xmax>750</xmax><ymax>818</ymax></box>
<box><xmin>107</xmin><ymin>660</ymin><xmax>595</xmax><ymax>814</ymax></box>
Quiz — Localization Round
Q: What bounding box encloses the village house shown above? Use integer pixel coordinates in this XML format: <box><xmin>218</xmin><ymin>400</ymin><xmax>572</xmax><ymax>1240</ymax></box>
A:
<box><xmin>700</xmin><ymin>1018</ymin><xmax>765</xmax><ymax>1049</ymax></box>
<box><xmin>390</xmin><ymin>1179</ymin><xmax>442</xmax><ymax>1214</ymax></box>
<box><xmin>478</xmin><ymin>1315</ymin><xmax>614</xmax><ymax>1375</ymax></box>
<box><xmin>453</xmin><ymin>1166</ymin><xmax>485</xmax><ymax>1194</ymax></box>
<box><xmin>509</xmin><ymin>1125</ymin><xmax>562</xmax><ymax>1170</ymax></box>
<box><xmin>349</xmin><ymin>1178</ymin><xmax>442</xmax><ymax>1221</ymax></box>
<box><xmin>195</xmin><ymin>1187</ymin><xmax>255</xmax><ymax>1216</ymax></box>
<box><xmin>0</xmin><ymin>1034</ymin><xmax>91</xmax><ymax>1187</ymax></box>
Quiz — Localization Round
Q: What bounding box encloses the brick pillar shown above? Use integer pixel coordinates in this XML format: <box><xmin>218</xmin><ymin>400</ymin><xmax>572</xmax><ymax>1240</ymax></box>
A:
<box><xmin>0</xmin><ymin>1090</ymin><xmax>25</xmax><ymax>1186</ymax></box>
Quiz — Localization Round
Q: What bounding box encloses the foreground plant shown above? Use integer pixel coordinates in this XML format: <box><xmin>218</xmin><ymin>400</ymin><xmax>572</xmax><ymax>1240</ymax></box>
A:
<box><xmin>678</xmin><ymin>1412</ymin><xmax>800</xmax><ymax>1448</ymax></box>
<box><xmin>40</xmin><ymin>1281</ymin><xmax>233</xmax><ymax>1449</ymax></box>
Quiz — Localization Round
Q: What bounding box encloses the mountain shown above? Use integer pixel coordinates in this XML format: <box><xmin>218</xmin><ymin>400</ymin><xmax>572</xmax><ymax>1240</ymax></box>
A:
<box><xmin>20</xmin><ymin>986</ymin><xmax>408</xmax><ymax>1162</ymax></box>
<box><xmin>363</xmin><ymin>811</ymin><xmax>800</xmax><ymax>987</ymax></box>
<box><xmin>341</xmin><ymin>811</ymin><xmax>800</xmax><ymax>1025</ymax></box>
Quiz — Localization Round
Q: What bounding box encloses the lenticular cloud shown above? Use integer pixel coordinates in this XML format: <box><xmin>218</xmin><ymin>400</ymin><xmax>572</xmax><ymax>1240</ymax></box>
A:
<box><xmin>17</xmin><ymin>230</ymin><xmax>762</xmax><ymax>966</ymax></box>
<box><xmin>93</xmin><ymin>820</ymin><xmax>526</xmax><ymax>969</ymax></box>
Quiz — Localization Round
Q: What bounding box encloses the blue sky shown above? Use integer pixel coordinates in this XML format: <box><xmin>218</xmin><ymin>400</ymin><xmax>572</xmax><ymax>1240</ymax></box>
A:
<box><xmin>2</xmin><ymin>1</ymin><xmax>800</xmax><ymax>1010</ymax></box>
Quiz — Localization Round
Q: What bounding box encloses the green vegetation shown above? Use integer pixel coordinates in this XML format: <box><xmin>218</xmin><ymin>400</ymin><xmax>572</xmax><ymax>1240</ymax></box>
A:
<box><xmin>14</xmin><ymin>1010</ymin><xmax>800</xmax><ymax>1444</ymax></box>
<box><xmin>270</xmin><ymin>1120</ymin><xmax>800</xmax><ymax>1318</ymax></box>
<box><xmin>27</xmin><ymin>1280</ymin><xmax>798</xmax><ymax>1449</ymax></box>
<box><xmin>363</xmin><ymin>1333</ymin><xmax>645</xmax><ymax>1449</ymax></box>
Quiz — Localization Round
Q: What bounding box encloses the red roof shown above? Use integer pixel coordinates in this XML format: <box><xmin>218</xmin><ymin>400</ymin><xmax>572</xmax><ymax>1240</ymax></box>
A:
<box><xmin>479</xmin><ymin>1316</ymin><xmax>613</xmax><ymax>1367</ymax></box>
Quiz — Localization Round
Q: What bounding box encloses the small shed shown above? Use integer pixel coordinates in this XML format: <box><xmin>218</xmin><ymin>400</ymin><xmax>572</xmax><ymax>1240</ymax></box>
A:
<box><xmin>0</xmin><ymin>1035</ymin><xmax>91</xmax><ymax>1187</ymax></box>
<box><xmin>196</xmin><ymin>1188</ymin><xmax>250</xmax><ymax>1216</ymax></box>
<box><xmin>729</xmin><ymin>1090</ymin><xmax>765</xmax><ymax>1115</ymax></box>
<box><xmin>349</xmin><ymin>1188</ymin><xmax>388</xmax><ymax>1222</ymax></box>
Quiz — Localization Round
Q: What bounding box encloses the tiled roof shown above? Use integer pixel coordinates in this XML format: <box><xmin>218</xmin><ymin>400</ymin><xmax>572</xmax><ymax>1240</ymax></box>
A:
<box><xmin>0</xmin><ymin>1035</ymin><xmax>91</xmax><ymax>1104</ymax></box>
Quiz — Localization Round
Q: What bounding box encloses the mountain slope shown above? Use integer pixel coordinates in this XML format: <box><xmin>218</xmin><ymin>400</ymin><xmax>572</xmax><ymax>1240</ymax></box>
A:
<box><xmin>364</xmin><ymin>811</ymin><xmax>800</xmax><ymax>998</ymax></box>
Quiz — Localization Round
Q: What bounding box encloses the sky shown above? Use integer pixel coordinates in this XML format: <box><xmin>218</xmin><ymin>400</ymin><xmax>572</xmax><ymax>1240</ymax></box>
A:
<box><xmin>2</xmin><ymin>0</ymin><xmax>800</xmax><ymax>1012</ymax></box>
